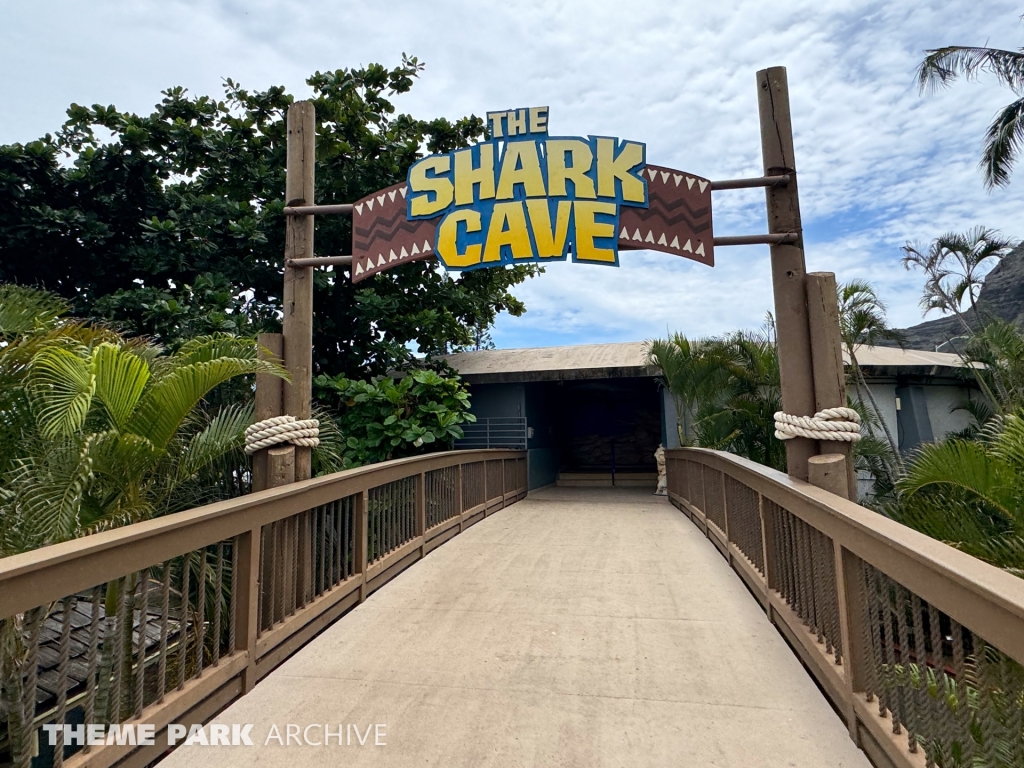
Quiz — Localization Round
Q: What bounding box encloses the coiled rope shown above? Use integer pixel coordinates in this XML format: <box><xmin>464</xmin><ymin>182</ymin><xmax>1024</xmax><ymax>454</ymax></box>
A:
<box><xmin>773</xmin><ymin>407</ymin><xmax>861</xmax><ymax>442</ymax></box>
<box><xmin>244</xmin><ymin>415</ymin><xmax>320</xmax><ymax>454</ymax></box>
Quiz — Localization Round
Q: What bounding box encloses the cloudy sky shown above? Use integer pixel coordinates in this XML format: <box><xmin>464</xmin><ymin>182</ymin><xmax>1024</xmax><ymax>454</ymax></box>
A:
<box><xmin>3</xmin><ymin>1</ymin><xmax>1022</xmax><ymax>349</ymax></box>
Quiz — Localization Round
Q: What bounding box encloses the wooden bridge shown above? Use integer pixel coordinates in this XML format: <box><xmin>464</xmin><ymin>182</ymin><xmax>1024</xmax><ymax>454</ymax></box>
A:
<box><xmin>2</xmin><ymin>448</ymin><xmax>1024</xmax><ymax>768</ymax></box>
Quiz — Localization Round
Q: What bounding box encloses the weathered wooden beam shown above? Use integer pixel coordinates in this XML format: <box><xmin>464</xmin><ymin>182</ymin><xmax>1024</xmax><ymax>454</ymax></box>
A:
<box><xmin>806</xmin><ymin>272</ymin><xmax>857</xmax><ymax>499</ymax></box>
<box><xmin>757</xmin><ymin>66</ymin><xmax>816</xmax><ymax>481</ymax></box>
<box><xmin>252</xmin><ymin>332</ymin><xmax>283</xmax><ymax>492</ymax></box>
<box><xmin>283</xmin><ymin>101</ymin><xmax>316</xmax><ymax>483</ymax></box>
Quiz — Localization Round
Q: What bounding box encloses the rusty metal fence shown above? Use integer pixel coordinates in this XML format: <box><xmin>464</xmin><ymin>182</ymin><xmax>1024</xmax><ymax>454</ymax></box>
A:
<box><xmin>0</xmin><ymin>449</ymin><xmax>527</xmax><ymax>768</ymax></box>
<box><xmin>666</xmin><ymin>447</ymin><xmax>1024</xmax><ymax>768</ymax></box>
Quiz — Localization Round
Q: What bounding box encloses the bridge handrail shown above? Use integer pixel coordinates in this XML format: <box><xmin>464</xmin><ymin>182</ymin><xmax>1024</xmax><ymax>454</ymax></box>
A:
<box><xmin>666</xmin><ymin>447</ymin><xmax>1024</xmax><ymax>768</ymax></box>
<box><xmin>0</xmin><ymin>449</ymin><xmax>527</xmax><ymax>768</ymax></box>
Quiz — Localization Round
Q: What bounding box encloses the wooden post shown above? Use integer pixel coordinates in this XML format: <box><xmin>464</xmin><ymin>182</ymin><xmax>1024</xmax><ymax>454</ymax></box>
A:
<box><xmin>283</xmin><ymin>101</ymin><xmax>316</xmax><ymax>483</ymax></box>
<box><xmin>252</xmin><ymin>333</ymin><xmax>283</xmax><ymax>492</ymax></box>
<box><xmin>234</xmin><ymin>527</ymin><xmax>261</xmax><ymax>693</ymax></box>
<box><xmin>267</xmin><ymin>446</ymin><xmax>295</xmax><ymax>487</ymax></box>
<box><xmin>757</xmin><ymin>66</ymin><xmax>816</xmax><ymax>482</ymax></box>
<box><xmin>806</xmin><ymin>272</ymin><xmax>857</xmax><ymax>500</ymax></box>
<box><xmin>456</xmin><ymin>464</ymin><xmax>464</xmax><ymax>533</ymax></box>
<box><xmin>808</xmin><ymin>454</ymin><xmax>850</xmax><ymax>499</ymax></box>
<box><xmin>837</xmin><ymin>546</ymin><xmax>870</xmax><ymax>742</ymax></box>
<box><xmin>355</xmin><ymin>490</ymin><xmax>369</xmax><ymax>603</ymax></box>
<box><xmin>415</xmin><ymin>473</ymin><xmax>426</xmax><ymax>555</ymax></box>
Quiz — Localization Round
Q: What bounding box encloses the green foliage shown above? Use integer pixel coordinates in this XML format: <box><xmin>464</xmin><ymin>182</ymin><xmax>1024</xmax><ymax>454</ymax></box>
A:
<box><xmin>882</xmin><ymin>642</ymin><xmax>1024</xmax><ymax>766</ymax></box>
<box><xmin>315</xmin><ymin>369</ymin><xmax>474</xmax><ymax>467</ymax></box>
<box><xmin>0</xmin><ymin>57</ymin><xmax>537</xmax><ymax>375</ymax></box>
<box><xmin>0</xmin><ymin>303</ymin><xmax>290</xmax><ymax>555</ymax></box>
<box><xmin>892</xmin><ymin>411</ymin><xmax>1024</xmax><ymax>576</ymax></box>
<box><xmin>648</xmin><ymin>324</ymin><xmax>786</xmax><ymax>471</ymax></box>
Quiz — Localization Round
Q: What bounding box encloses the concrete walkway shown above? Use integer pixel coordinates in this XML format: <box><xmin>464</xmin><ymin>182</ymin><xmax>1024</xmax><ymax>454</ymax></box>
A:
<box><xmin>162</xmin><ymin>487</ymin><xmax>870</xmax><ymax>767</ymax></box>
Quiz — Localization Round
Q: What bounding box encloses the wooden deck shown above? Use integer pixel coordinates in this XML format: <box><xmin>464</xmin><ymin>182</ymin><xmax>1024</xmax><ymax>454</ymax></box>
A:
<box><xmin>159</xmin><ymin>487</ymin><xmax>869</xmax><ymax>767</ymax></box>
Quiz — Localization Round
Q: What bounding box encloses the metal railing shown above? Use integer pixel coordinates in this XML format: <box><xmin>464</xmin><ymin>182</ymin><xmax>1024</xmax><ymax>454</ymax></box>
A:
<box><xmin>454</xmin><ymin>417</ymin><xmax>528</xmax><ymax>450</ymax></box>
<box><xmin>0</xmin><ymin>449</ymin><xmax>527</xmax><ymax>768</ymax></box>
<box><xmin>666</xmin><ymin>447</ymin><xmax>1024</xmax><ymax>768</ymax></box>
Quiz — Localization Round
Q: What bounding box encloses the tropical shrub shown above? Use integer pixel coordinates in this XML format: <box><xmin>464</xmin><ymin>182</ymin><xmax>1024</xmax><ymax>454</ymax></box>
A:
<box><xmin>314</xmin><ymin>369</ymin><xmax>475</xmax><ymax>468</ymax></box>
<box><xmin>0</xmin><ymin>285</ymin><xmax>290</xmax><ymax>556</ymax></box>
<box><xmin>892</xmin><ymin>411</ymin><xmax>1024</xmax><ymax>576</ymax></box>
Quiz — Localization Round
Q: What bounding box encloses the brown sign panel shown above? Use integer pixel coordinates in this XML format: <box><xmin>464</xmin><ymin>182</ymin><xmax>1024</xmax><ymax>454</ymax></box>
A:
<box><xmin>351</xmin><ymin>183</ymin><xmax>436</xmax><ymax>283</ymax></box>
<box><xmin>618</xmin><ymin>165</ymin><xmax>713</xmax><ymax>266</ymax></box>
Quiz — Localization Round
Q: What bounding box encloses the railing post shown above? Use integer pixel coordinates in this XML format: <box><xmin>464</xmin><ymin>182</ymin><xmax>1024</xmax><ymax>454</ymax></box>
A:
<box><xmin>234</xmin><ymin>528</ymin><xmax>261</xmax><ymax>693</ymax></box>
<box><xmin>500</xmin><ymin>458</ymin><xmax>506</xmax><ymax>509</ymax></box>
<box><xmin>416</xmin><ymin>472</ymin><xmax>426</xmax><ymax>555</ymax></box>
<box><xmin>355</xmin><ymin>490</ymin><xmax>368</xmax><ymax>603</ymax></box>
<box><xmin>759</xmin><ymin>492</ymin><xmax>777</xmax><ymax>625</ymax></box>
<box><xmin>456</xmin><ymin>463</ymin><xmax>464</xmax><ymax>533</ymax></box>
<box><xmin>721</xmin><ymin>472</ymin><xmax>731</xmax><ymax>564</ymax></box>
<box><xmin>837</xmin><ymin>545</ymin><xmax>870</xmax><ymax>743</ymax></box>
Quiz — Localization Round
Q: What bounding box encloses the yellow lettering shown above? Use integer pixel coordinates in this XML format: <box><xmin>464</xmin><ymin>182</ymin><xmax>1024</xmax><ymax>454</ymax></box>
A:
<box><xmin>408</xmin><ymin>155</ymin><xmax>454</xmax><ymax>217</ymax></box>
<box><xmin>528</xmin><ymin>107</ymin><xmax>549</xmax><ymax>134</ymax></box>
<box><xmin>506</xmin><ymin>109</ymin><xmax>527</xmax><ymax>137</ymax></box>
<box><xmin>596</xmin><ymin>138</ymin><xmax>645</xmax><ymax>202</ymax></box>
<box><xmin>483</xmin><ymin>202</ymin><xmax>533</xmax><ymax>262</ymax></box>
<box><xmin>436</xmin><ymin>210</ymin><xmax>482</xmax><ymax>268</ymax></box>
<box><xmin>454</xmin><ymin>144</ymin><xmax>496</xmax><ymax>206</ymax></box>
<box><xmin>496</xmin><ymin>142</ymin><xmax>547</xmax><ymax>200</ymax></box>
<box><xmin>572</xmin><ymin>201</ymin><xmax>617</xmax><ymax>263</ymax></box>
<box><xmin>545</xmin><ymin>139</ymin><xmax>595</xmax><ymax>199</ymax></box>
<box><xmin>485</xmin><ymin>111</ymin><xmax>505</xmax><ymax>139</ymax></box>
<box><xmin>526</xmin><ymin>200</ymin><xmax>572</xmax><ymax>258</ymax></box>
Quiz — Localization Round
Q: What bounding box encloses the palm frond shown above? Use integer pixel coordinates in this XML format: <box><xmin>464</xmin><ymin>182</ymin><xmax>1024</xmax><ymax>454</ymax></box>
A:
<box><xmin>898</xmin><ymin>439</ymin><xmax>1019</xmax><ymax>523</ymax></box>
<box><xmin>0</xmin><ymin>285</ymin><xmax>68</xmax><ymax>339</ymax></box>
<box><xmin>27</xmin><ymin>346</ymin><xmax>96</xmax><ymax>438</ymax></box>
<box><xmin>173</xmin><ymin>403</ymin><xmax>253</xmax><ymax>483</ymax></box>
<box><xmin>89</xmin><ymin>342</ymin><xmax>152</xmax><ymax>430</ymax></box>
<box><xmin>3</xmin><ymin>435</ymin><xmax>97</xmax><ymax>550</ymax></box>
<box><xmin>917</xmin><ymin>46</ymin><xmax>1024</xmax><ymax>95</ymax></box>
<box><xmin>128</xmin><ymin>356</ymin><xmax>284</xmax><ymax>450</ymax></box>
<box><xmin>982</xmin><ymin>96</ymin><xmax>1024</xmax><ymax>188</ymax></box>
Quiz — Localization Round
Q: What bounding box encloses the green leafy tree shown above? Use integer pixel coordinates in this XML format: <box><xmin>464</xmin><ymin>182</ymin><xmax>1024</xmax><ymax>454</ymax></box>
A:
<box><xmin>0</xmin><ymin>57</ymin><xmax>537</xmax><ymax>376</ymax></box>
<box><xmin>917</xmin><ymin>21</ymin><xmax>1024</xmax><ymax>188</ymax></box>
<box><xmin>314</xmin><ymin>369</ymin><xmax>475</xmax><ymax>467</ymax></box>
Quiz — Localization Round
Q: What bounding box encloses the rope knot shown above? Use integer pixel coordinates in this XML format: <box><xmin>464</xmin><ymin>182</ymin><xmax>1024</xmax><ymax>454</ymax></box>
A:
<box><xmin>774</xmin><ymin>407</ymin><xmax>861</xmax><ymax>443</ymax></box>
<box><xmin>244</xmin><ymin>415</ymin><xmax>321</xmax><ymax>455</ymax></box>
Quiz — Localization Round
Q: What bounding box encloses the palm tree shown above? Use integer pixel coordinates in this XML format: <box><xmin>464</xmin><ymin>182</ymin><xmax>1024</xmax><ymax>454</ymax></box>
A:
<box><xmin>901</xmin><ymin>227</ymin><xmax>1017</xmax><ymax>333</ymax></box>
<box><xmin>837</xmin><ymin>280</ymin><xmax>905</xmax><ymax>461</ymax></box>
<box><xmin>648</xmin><ymin>328</ymin><xmax>785</xmax><ymax>470</ymax></box>
<box><xmin>1</xmin><ymin>333</ymin><xmax>287</xmax><ymax>555</ymax></box>
<box><xmin>646</xmin><ymin>334</ymin><xmax>725</xmax><ymax>445</ymax></box>
<box><xmin>917</xmin><ymin>28</ymin><xmax>1024</xmax><ymax>188</ymax></box>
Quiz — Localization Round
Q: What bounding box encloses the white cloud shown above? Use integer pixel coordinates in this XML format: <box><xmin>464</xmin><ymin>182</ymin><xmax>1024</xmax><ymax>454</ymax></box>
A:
<box><xmin>2</xmin><ymin>0</ymin><xmax>1022</xmax><ymax>345</ymax></box>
